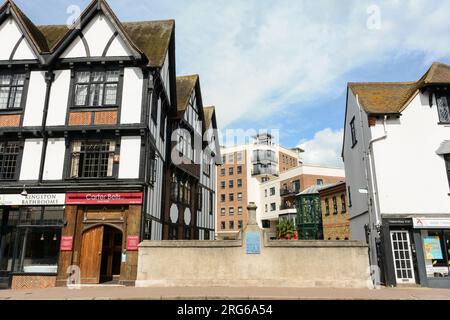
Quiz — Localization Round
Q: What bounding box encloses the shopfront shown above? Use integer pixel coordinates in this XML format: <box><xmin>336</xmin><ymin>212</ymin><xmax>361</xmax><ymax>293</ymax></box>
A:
<box><xmin>56</xmin><ymin>192</ymin><xmax>143</xmax><ymax>287</ymax></box>
<box><xmin>0</xmin><ymin>194</ymin><xmax>66</xmax><ymax>289</ymax></box>
<box><xmin>412</xmin><ymin>217</ymin><xmax>450</xmax><ymax>288</ymax></box>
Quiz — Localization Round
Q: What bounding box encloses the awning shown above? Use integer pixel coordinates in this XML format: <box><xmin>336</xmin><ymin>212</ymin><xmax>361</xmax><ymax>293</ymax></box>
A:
<box><xmin>436</xmin><ymin>140</ymin><xmax>450</xmax><ymax>155</ymax></box>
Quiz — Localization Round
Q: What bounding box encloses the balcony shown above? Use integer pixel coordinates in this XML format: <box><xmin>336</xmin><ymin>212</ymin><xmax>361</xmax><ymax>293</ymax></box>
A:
<box><xmin>252</xmin><ymin>150</ymin><xmax>277</xmax><ymax>164</ymax></box>
<box><xmin>280</xmin><ymin>187</ymin><xmax>300</xmax><ymax>197</ymax></box>
<box><xmin>251</xmin><ymin>166</ymin><xmax>278</xmax><ymax>177</ymax></box>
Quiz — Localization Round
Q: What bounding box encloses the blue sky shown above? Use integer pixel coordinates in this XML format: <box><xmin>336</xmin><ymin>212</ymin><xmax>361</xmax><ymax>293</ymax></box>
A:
<box><xmin>14</xmin><ymin>0</ymin><xmax>450</xmax><ymax>167</ymax></box>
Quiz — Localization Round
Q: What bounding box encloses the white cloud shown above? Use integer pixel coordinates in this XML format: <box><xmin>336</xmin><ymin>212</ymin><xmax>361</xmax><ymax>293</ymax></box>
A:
<box><xmin>298</xmin><ymin>128</ymin><xmax>344</xmax><ymax>168</ymax></box>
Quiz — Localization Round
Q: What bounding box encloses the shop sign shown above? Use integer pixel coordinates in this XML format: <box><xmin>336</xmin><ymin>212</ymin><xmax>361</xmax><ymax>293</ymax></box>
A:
<box><xmin>66</xmin><ymin>192</ymin><xmax>143</xmax><ymax>205</ymax></box>
<box><xmin>423</xmin><ymin>236</ymin><xmax>443</xmax><ymax>260</ymax></box>
<box><xmin>60</xmin><ymin>236</ymin><xmax>73</xmax><ymax>251</ymax></box>
<box><xmin>384</xmin><ymin>218</ymin><xmax>412</xmax><ymax>226</ymax></box>
<box><xmin>126</xmin><ymin>236</ymin><xmax>139</xmax><ymax>251</ymax></box>
<box><xmin>413</xmin><ymin>217</ymin><xmax>450</xmax><ymax>229</ymax></box>
<box><xmin>0</xmin><ymin>193</ymin><xmax>65</xmax><ymax>206</ymax></box>
<box><xmin>246</xmin><ymin>231</ymin><xmax>260</xmax><ymax>254</ymax></box>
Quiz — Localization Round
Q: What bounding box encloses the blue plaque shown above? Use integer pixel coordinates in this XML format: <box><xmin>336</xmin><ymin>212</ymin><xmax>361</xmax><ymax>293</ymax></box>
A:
<box><xmin>246</xmin><ymin>231</ymin><xmax>260</xmax><ymax>254</ymax></box>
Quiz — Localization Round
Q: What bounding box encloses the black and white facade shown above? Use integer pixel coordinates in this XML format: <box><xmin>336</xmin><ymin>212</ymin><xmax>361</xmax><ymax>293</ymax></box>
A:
<box><xmin>0</xmin><ymin>0</ymin><xmax>218</xmax><ymax>289</ymax></box>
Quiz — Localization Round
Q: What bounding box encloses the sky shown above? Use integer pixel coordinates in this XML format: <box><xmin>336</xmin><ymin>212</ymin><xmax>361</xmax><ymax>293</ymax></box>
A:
<box><xmin>14</xmin><ymin>0</ymin><xmax>450</xmax><ymax>168</ymax></box>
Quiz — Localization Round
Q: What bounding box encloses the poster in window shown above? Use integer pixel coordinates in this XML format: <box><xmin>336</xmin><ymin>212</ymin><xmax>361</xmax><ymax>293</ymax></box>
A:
<box><xmin>423</xmin><ymin>236</ymin><xmax>443</xmax><ymax>260</ymax></box>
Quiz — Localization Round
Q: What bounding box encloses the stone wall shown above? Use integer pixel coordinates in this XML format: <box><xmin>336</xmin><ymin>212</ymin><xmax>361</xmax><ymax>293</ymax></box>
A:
<box><xmin>136</xmin><ymin>233</ymin><xmax>370</xmax><ymax>288</ymax></box>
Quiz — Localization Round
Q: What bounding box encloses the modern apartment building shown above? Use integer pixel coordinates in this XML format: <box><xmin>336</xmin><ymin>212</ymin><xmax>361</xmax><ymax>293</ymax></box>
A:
<box><xmin>342</xmin><ymin>62</ymin><xmax>450</xmax><ymax>288</ymax></box>
<box><xmin>0</xmin><ymin>0</ymin><xmax>219</xmax><ymax>289</ymax></box>
<box><xmin>260</xmin><ymin>165</ymin><xmax>345</xmax><ymax>234</ymax></box>
<box><xmin>216</xmin><ymin>133</ymin><xmax>301</xmax><ymax>236</ymax></box>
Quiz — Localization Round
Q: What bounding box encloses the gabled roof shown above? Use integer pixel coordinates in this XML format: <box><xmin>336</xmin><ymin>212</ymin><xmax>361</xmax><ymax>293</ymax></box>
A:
<box><xmin>176</xmin><ymin>75</ymin><xmax>198</xmax><ymax>113</ymax></box>
<box><xmin>348</xmin><ymin>62</ymin><xmax>450</xmax><ymax>115</ymax></box>
<box><xmin>0</xmin><ymin>0</ymin><xmax>49</xmax><ymax>57</ymax></box>
<box><xmin>1</xmin><ymin>0</ymin><xmax>174</xmax><ymax>67</ymax></box>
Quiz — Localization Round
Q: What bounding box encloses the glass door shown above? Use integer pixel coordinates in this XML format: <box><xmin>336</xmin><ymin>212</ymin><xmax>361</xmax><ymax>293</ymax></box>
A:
<box><xmin>390</xmin><ymin>230</ymin><xmax>416</xmax><ymax>284</ymax></box>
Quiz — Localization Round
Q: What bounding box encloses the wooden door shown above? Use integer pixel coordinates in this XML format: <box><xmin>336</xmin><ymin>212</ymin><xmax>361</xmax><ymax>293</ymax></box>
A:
<box><xmin>80</xmin><ymin>226</ymin><xmax>104</xmax><ymax>284</ymax></box>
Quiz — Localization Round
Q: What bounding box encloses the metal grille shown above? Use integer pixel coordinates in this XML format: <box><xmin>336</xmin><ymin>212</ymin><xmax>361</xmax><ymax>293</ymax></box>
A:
<box><xmin>390</xmin><ymin>230</ymin><xmax>415</xmax><ymax>284</ymax></box>
<box><xmin>0</xmin><ymin>142</ymin><xmax>20</xmax><ymax>180</ymax></box>
<box><xmin>0</xmin><ymin>74</ymin><xmax>25</xmax><ymax>110</ymax></box>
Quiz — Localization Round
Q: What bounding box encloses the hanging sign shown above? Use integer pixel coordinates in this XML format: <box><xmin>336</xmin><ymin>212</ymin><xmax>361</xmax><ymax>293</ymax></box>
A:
<box><xmin>60</xmin><ymin>236</ymin><xmax>73</xmax><ymax>251</ymax></box>
<box><xmin>65</xmin><ymin>192</ymin><xmax>143</xmax><ymax>205</ymax></box>
<box><xmin>126</xmin><ymin>236</ymin><xmax>140</xmax><ymax>251</ymax></box>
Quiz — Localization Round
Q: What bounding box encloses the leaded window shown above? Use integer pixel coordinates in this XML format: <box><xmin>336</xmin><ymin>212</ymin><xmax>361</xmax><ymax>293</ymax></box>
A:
<box><xmin>0</xmin><ymin>141</ymin><xmax>20</xmax><ymax>180</ymax></box>
<box><xmin>350</xmin><ymin>117</ymin><xmax>357</xmax><ymax>147</ymax></box>
<box><xmin>0</xmin><ymin>73</ymin><xmax>26</xmax><ymax>109</ymax></box>
<box><xmin>437</xmin><ymin>94</ymin><xmax>450</xmax><ymax>123</ymax></box>
<box><xmin>70</xmin><ymin>140</ymin><xmax>115</xmax><ymax>178</ymax></box>
<box><xmin>73</xmin><ymin>69</ymin><xmax>120</xmax><ymax>107</ymax></box>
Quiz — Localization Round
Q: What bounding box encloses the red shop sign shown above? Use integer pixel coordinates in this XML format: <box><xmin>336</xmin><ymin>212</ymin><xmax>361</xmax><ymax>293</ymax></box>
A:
<box><xmin>65</xmin><ymin>192</ymin><xmax>143</xmax><ymax>205</ymax></box>
<box><xmin>60</xmin><ymin>236</ymin><xmax>73</xmax><ymax>251</ymax></box>
<box><xmin>126</xmin><ymin>236</ymin><xmax>139</xmax><ymax>251</ymax></box>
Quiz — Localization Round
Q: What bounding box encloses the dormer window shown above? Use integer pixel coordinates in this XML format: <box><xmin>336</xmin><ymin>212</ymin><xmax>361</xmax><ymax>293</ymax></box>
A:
<box><xmin>436</xmin><ymin>94</ymin><xmax>450</xmax><ymax>123</ymax></box>
<box><xmin>0</xmin><ymin>73</ymin><xmax>26</xmax><ymax>110</ymax></box>
<box><xmin>73</xmin><ymin>69</ymin><xmax>120</xmax><ymax>108</ymax></box>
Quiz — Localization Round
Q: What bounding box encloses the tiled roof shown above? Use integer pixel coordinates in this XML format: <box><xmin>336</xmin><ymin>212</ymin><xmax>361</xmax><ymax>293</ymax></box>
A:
<box><xmin>176</xmin><ymin>75</ymin><xmax>198</xmax><ymax>112</ymax></box>
<box><xmin>203</xmin><ymin>106</ymin><xmax>215</xmax><ymax>129</ymax></box>
<box><xmin>348</xmin><ymin>62</ymin><xmax>450</xmax><ymax>115</ymax></box>
<box><xmin>2</xmin><ymin>0</ymin><xmax>174</xmax><ymax>67</ymax></box>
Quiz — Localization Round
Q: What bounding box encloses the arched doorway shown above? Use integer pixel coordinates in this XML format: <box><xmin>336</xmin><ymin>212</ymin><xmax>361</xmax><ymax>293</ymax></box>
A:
<box><xmin>80</xmin><ymin>225</ymin><xmax>123</xmax><ymax>284</ymax></box>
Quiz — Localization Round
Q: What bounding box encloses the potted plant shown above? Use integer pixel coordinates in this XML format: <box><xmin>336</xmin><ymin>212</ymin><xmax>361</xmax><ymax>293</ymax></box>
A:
<box><xmin>276</xmin><ymin>219</ymin><xmax>298</xmax><ymax>240</ymax></box>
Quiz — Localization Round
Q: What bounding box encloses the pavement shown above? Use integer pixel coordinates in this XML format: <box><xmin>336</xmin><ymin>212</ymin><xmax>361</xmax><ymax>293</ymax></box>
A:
<box><xmin>1</xmin><ymin>286</ymin><xmax>450</xmax><ymax>300</ymax></box>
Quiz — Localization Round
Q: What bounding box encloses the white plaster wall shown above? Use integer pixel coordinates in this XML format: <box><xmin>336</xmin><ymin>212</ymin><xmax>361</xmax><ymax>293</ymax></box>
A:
<box><xmin>106</xmin><ymin>35</ymin><xmax>131</xmax><ymax>57</ymax></box>
<box><xmin>120</xmin><ymin>67</ymin><xmax>143</xmax><ymax>124</ymax></box>
<box><xmin>118</xmin><ymin>136</ymin><xmax>141</xmax><ymax>179</ymax></box>
<box><xmin>46</xmin><ymin>70</ymin><xmax>71</xmax><ymax>126</ymax></box>
<box><xmin>19</xmin><ymin>139</ymin><xmax>43</xmax><ymax>181</ymax></box>
<box><xmin>42</xmin><ymin>138</ymin><xmax>66</xmax><ymax>180</ymax></box>
<box><xmin>83</xmin><ymin>14</ymin><xmax>114</xmax><ymax>57</ymax></box>
<box><xmin>60</xmin><ymin>35</ymin><xmax>87</xmax><ymax>59</ymax></box>
<box><xmin>12</xmin><ymin>37</ymin><xmax>35</xmax><ymax>60</ymax></box>
<box><xmin>23</xmin><ymin>71</ymin><xmax>46</xmax><ymax>127</ymax></box>
<box><xmin>371</xmin><ymin>93</ymin><xmax>450</xmax><ymax>214</ymax></box>
<box><xmin>0</xmin><ymin>18</ymin><xmax>23</xmax><ymax>60</ymax></box>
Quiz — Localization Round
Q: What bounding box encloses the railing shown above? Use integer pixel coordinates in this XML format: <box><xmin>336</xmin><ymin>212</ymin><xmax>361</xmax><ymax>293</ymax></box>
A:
<box><xmin>280</xmin><ymin>204</ymin><xmax>297</xmax><ymax>210</ymax></box>
<box><xmin>251</xmin><ymin>167</ymin><xmax>279</xmax><ymax>176</ymax></box>
<box><xmin>280</xmin><ymin>188</ymin><xmax>300</xmax><ymax>197</ymax></box>
<box><xmin>252</xmin><ymin>150</ymin><xmax>277</xmax><ymax>164</ymax></box>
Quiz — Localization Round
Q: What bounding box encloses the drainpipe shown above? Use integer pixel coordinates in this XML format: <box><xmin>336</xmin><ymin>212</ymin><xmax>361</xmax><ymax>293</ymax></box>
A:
<box><xmin>38</xmin><ymin>70</ymin><xmax>55</xmax><ymax>183</ymax></box>
<box><xmin>356</xmin><ymin>94</ymin><xmax>377</xmax><ymax>273</ymax></box>
<box><xmin>368</xmin><ymin>115</ymin><xmax>388</xmax><ymax>227</ymax></box>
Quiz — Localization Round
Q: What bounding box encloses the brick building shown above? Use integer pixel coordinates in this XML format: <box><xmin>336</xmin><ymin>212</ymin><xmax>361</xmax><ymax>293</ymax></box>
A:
<box><xmin>318</xmin><ymin>182</ymin><xmax>350</xmax><ymax>240</ymax></box>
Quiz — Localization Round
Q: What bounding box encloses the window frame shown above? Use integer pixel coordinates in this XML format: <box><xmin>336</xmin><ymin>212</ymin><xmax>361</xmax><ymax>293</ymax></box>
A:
<box><xmin>436</xmin><ymin>94</ymin><xmax>450</xmax><ymax>124</ymax></box>
<box><xmin>0</xmin><ymin>140</ymin><xmax>23</xmax><ymax>181</ymax></box>
<box><xmin>70</xmin><ymin>67</ymin><xmax>123</xmax><ymax>110</ymax></box>
<box><xmin>67</xmin><ymin>139</ymin><xmax>118</xmax><ymax>180</ymax></box>
<box><xmin>0</xmin><ymin>70</ymin><xmax>29</xmax><ymax>112</ymax></box>
<box><xmin>350</xmin><ymin>116</ymin><xmax>358</xmax><ymax>148</ymax></box>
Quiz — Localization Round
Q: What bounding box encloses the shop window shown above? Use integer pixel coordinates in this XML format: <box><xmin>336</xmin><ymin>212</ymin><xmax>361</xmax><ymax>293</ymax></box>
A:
<box><xmin>0</xmin><ymin>141</ymin><xmax>21</xmax><ymax>180</ymax></box>
<box><xmin>0</xmin><ymin>73</ymin><xmax>26</xmax><ymax>110</ymax></box>
<box><xmin>70</xmin><ymin>140</ymin><xmax>116</xmax><ymax>178</ymax></box>
<box><xmin>12</xmin><ymin>207</ymin><xmax>64</xmax><ymax>274</ymax></box>
<box><xmin>73</xmin><ymin>69</ymin><xmax>120</xmax><ymax>108</ymax></box>
<box><xmin>421</xmin><ymin>230</ymin><xmax>450</xmax><ymax>279</ymax></box>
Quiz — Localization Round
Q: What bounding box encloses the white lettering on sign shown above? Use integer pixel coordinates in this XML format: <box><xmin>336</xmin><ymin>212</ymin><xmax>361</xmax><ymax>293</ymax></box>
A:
<box><xmin>86</xmin><ymin>193</ymin><xmax>122</xmax><ymax>201</ymax></box>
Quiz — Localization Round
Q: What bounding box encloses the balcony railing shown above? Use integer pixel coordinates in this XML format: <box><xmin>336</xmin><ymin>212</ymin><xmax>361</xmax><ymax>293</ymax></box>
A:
<box><xmin>280</xmin><ymin>188</ymin><xmax>300</xmax><ymax>196</ymax></box>
<box><xmin>280</xmin><ymin>203</ymin><xmax>297</xmax><ymax>210</ymax></box>
<box><xmin>251</xmin><ymin>167</ymin><xmax>278</xmax><ymax>177</ymax></box>
<box><xmin>252</xmin><ymin>150</ymin><xmax>277</xmax><ymax>164</ymax></box>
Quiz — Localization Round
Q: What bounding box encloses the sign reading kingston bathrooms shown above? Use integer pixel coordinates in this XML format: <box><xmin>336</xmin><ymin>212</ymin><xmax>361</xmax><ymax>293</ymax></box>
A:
<box><xmin>0</xmin><ymin>194</ymin><xmax>65</xmax><ymax>206</ymax></box>
<box><xmin>246</xmin><ymin>231</ymin><xmax>261</xmax><ymax>254</ymax></box>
